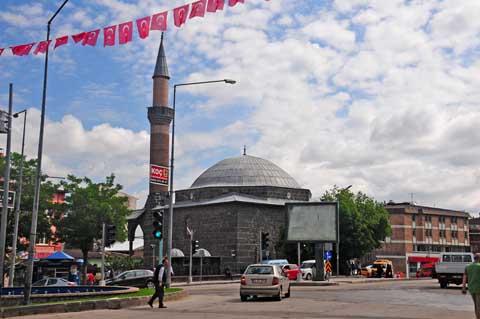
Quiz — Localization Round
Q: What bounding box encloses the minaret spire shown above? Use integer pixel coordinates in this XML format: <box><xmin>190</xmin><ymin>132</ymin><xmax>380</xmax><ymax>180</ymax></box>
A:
<box><xmin>153</xmin><ymin>32</ymin><xmax>170</xmax><ymax>79</ymax></box>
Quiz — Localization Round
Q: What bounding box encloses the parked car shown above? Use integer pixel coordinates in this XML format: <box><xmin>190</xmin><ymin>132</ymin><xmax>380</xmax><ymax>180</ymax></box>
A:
<box><xmin>300</xmin><ymin>260</ymin><xmax>316</xmax><ymax>280</ymax></box>
<box><xmin>240</xmin><ymin>264</ymin><xmax>290</xmax><ymax>301</ymax></box>
<box><xmin>106</xmin><ymin>269</ymin><xmax>155</xmax><ymax>288</ymax></box>
<box><xmin>360</xmin><ymin>265</ymin><xmax>373</xmax><ymax>277</ymax></box>
<box><xmin>416</xmin><ymin>263</ymin><xmax>435</xmax><ymax>278</ymax></box>
<box><xmin>33</xmin><ymin>277</ymin><xmax>76</xmax><ymax>287</ymax></box>
<box><xmin>281</xmin><ymin>264</ymin><xmax>301</xmax><ymax>280</ymax></box>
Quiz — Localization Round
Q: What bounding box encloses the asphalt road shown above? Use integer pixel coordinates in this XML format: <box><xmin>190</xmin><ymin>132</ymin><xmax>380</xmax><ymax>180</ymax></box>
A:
<box><xmin>18</xmin><ymin>279</ymin><xmax>475</xmax><ymax>319</ymax></box>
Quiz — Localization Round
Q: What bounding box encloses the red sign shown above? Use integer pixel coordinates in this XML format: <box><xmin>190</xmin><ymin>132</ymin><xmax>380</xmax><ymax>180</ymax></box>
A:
<box><xmin>150</xmin><ymin>164</ymin><xmax>169</xmax><ymax>186</ymax></box>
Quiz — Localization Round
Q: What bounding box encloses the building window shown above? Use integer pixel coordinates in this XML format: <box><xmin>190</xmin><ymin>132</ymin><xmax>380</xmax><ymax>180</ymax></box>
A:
<box><xmin>425</xmin><ymin>215</ymin><xmax>432</xmax><ymax>222</ymax></box>
<box><xmin>452</xmin><ymin>216</ymin><xmax>457</xmax><ymax>224</ymax></box>
<box><xmin>440</xmin><ymin>230</ymin><xmax>446</xmax><ymax>238</ymax></box>
<box><xmin>426</xmin><ymin>229</ymin><xmax>432</xmax><ymax>237</ymax></box>
<box><xmin>452</xmin><ymin>231</ymin><xmax>458</xmax><ymax>238</ymax></box>
<box><xmin>412</xmin><ymin>228</ymin><xmax>416</xmax><ymax>237</ymax></box>
<box><xmin>412</xmin><ymin>214</ymin><xmax>416</xmax><ymax>222</ymax></box>
<box><xmin>439</xmin><ymin>216</ymin><xmax>445</xmax><ymax>223</ymax></box>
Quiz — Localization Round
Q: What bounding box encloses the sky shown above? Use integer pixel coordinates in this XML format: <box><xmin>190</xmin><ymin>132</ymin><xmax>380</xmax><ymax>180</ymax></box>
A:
<box><xmin>0</xmin><ymin>0</ymin><xmax>479</xmax><ymax>215</ymax></box>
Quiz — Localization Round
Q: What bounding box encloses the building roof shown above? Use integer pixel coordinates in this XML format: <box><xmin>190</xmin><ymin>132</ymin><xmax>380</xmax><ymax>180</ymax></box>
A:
<box><xmin>153</xmin><ymin>33</ymin><xmax>169</xmax><ymax>79</ymax></box>
<box><xmin>190</xmin><ymin>154</ymin><xmax>301</xmax><ymax>189</ymax></box>
<box><xmin>385</xmin><ymin>202</ymin><xmax>470</xmax><ymax>217</ymax></box>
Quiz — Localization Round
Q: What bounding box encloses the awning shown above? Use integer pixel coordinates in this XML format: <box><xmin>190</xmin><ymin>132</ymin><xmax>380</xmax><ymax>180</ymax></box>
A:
<box><xmin>44</xmin><ymin>251</ymin><xmax>75</xmax><ymax>260</ymax></box>
<box><xmin>408</xmin><ymin>256</ymin><xmax>439</xmax><ymax>263</ymax></box>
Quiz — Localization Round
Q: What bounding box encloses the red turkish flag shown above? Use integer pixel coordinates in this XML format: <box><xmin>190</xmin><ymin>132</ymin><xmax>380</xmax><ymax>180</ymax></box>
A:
<box><xmin>136</xmin><ymin>16</ymin><xmax>151</xmax><ymax>39</ymax></box>
<box><xmin>10</xmin><ymin>43</ymin><xmax>35</xmax><ymax>56</ymax></box>
<box><xmin>0</xmin><ymin>48</ymin><xmax>4</xmax><ymax>56</ymax></box>
<box><xmin>103</xmin><ymin>25</ymin><xmax>116</xmax><ymax>47</ymax></box>
<box><xmin>207</xmin><ymin>0</ymin><xmax>225</xmax><ymax>12</ymax></box>
<box><xmin>72</xmin><ymin>32</ymin><xmax>86</xmax><ymax>44</ymax></box>
<box><xmin>173</xmin><ymin>4</ymin><xmax>190</xmax><ymax>28</ymax></box>
<box><xmin>33</xmin><ymin>40</ymin><xmax>51</xmax><ymax>55</ymax></box>
<box><xmin>190</xmin><ymin>0</ymin><xmax>207</xmax><ymax>19</ymax></box>
<box><xmin>228</xmin><ymin>0</ymin><xmax>244</xmax><ymax>6</ymax></box>
<box><xmin>118</xmin><ymin>21</ymin><xmax>133</xmax><ymax>45</ymax></box>
<box><xmin>54</xmin><ymin>36</ymin><xmax>69</xmax><ymax>49</ymax></box>
<box><xmin>151</xmin><ymin>11</ymin><xmax>168</xmax><ymax>31</ymax></box>
<box><xmin>82</xmin><ymin>29</ymin><xmax>100</xmax><ymax>46</ymax></box>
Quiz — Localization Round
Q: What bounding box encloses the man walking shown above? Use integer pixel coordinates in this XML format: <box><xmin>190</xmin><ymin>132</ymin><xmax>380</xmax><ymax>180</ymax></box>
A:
<box><xmin>148</xmin><ymin>257</ymin><xmax>169</xmax><ymax>309</ymax></box>
<box><xmin>462</xmin><ymin>253</ymin><xmax>480</xmax><ymax>318</ymax></box>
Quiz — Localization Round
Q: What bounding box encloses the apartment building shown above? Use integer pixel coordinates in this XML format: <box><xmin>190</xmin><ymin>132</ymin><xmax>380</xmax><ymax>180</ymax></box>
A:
<box><xmin>372</xmin><ymin>202</ymin><xmax>470</xmax><ymax>277</ymax></box>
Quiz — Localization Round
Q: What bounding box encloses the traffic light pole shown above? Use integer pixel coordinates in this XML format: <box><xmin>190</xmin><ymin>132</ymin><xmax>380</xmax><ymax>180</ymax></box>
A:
<box><xmin>188</xmin><ymin>231</ymin><xmax>193</xmax><ymax>284</ymax></box>
<box><xmin>100</xmin><ymin>222</ymin><xmax>106</xmax><ymax>286</ymax></box>
<box><xmin>259</xmin><ymin>231</ymin><xmax>262</xmax><ymax>263</ymax></box>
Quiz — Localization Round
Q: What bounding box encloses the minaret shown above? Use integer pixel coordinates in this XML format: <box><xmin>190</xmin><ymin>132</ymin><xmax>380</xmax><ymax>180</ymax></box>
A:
<box><xmin>143</xmin><ymin>34</ymin><xmax>173</xmax><ymax>269</ymax></box>
<box><xmin>148</xmin><ymin>33</ymin><xmax>173</xmax><ymax>197</ymax></box>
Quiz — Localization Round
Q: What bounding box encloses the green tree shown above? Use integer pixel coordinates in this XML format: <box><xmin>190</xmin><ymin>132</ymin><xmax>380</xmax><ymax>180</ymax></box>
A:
<box><xmin>0</xmin><ymin>152</ymin><xmax>59</xmax><ymax>250</ymax></box>
<box><xmin>321</xmin><ymin>186</ymin><xmax>391</xmax><ymax>274</ymax></box>
<box><xmin>53</xmin><ymin>174</ymin><xmax>130</xmax><ymax>280</ymax></box>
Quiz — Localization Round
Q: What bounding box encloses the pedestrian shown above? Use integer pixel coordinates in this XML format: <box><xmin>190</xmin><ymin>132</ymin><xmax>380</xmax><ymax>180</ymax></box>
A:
<box><xmin>87</xmin><ymin>272</ymin><xmax>95</xmax><ymax>285</ymax></box>
<box><xmin>462</xmin><ymin>253</ymin><xmax>480</xmax><ymax>318</ymax></box>
<box><xmin>148</xmin><ymin>256</ymin><xmax>169</xmax><ymax>309</ymax></box>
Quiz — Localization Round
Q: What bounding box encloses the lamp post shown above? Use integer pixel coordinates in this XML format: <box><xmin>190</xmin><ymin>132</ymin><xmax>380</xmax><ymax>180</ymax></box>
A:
<box><xmin>166</xmin><ymin>79</ymin><xmax>236</xmax><ymax>286</ymax></box>
<box><xmin>8</xmin><ymin>109</ymin><xmax>27</xmax><ymax>286</ymax></box>
<box><xmin>24</xmin><ymin>0</ymin><xmax>69</xmax><ymax>304</ymax></box>
<box><xmin>337</xmin><ymin>185</ymin><xmax>351</xmax><ymax>276</ymax></box>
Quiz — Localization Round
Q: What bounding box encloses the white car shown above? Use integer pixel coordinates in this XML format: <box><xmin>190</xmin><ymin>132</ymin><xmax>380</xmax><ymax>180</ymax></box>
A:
<box><xmin>33</xmin><ymin>277</ymin><xmax>77</xmax><ymax>287</ymax></box>
<box><xmin>300</xmin><ymin>260</ymin><xmax>316</xmax><ymax>280</ymax></box>
<box><xmin>240</xmin><ymin>264</ymin><xmax>290</xmax><ymax>301</ymax></box>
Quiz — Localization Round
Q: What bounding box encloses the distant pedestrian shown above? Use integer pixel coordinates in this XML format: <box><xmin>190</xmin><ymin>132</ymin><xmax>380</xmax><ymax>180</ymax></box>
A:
<box><xmin>462</xmin><ymin>254</ymin><xmax>480</xmax><ymax>318</ymax></box>
<box><xmin>87</xmin><ymin>273</ymin><xmax>95</xmax><ymax>285</ymax></box>
<box><xmin>148</xmin><ymin>257</ymin><xmax>169</xmax><ymax>309</ymax></box>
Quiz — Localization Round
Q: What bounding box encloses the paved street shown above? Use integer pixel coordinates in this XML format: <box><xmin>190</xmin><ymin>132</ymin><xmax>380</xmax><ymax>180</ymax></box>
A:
<box><xmin>16</xmin><ymin>279</ymin><xmax>475</xmax><ymax>319</ymax></box>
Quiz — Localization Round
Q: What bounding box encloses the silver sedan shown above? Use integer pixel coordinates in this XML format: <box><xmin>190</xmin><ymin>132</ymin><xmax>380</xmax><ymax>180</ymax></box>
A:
<box><xmin>240</xmin><ymin>264</ymin><xmax>290</xmax><ymax>301</ymax></box>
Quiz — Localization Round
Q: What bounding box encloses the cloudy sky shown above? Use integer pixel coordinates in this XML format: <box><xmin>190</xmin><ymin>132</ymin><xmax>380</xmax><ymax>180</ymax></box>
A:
<box><xmin>0</xmin><ymin>0</ymin><xmax>479</xmax><ymax>214</ymax></box>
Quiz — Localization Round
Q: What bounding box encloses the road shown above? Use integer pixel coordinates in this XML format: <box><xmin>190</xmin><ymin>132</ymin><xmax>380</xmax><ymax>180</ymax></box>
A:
<box><xmin>18</xmin><ymin>279</ymin><xmax>474</xmax><ymax>319</ymax></box>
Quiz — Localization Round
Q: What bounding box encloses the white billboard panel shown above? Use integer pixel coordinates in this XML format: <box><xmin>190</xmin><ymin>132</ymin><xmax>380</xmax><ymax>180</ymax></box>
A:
<box><xmin>286</xmin><ymin>202</ymin><xmax>337</xmax><ymax>242</ymax></box>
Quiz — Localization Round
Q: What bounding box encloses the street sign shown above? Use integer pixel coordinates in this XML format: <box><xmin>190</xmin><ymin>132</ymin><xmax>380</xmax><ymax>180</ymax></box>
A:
<box><xmin>150</xmin><ymin>164</ymin><xmax>169</xmax><ymax>186</ymax></box>
<box><xmin>324</xmin><ymin>250</ymin><xmax>332</xmax><ymax>261</ymax></box>
<box><xmin>0</xmin><ymin>190</ymin><xmax>15</xmax><ymax>209</ymax></box>
<box><xmin>325</xmin><ymin>260</ymin><xmax>332</xmax><ymax>273</ymax></box>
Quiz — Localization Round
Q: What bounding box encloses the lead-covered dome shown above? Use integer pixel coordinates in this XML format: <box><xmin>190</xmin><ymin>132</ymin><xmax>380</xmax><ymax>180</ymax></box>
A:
<box><xmin>190</xmin><ymin>155</ymin><xmax>301</xmax><ymax>189</ymax></box>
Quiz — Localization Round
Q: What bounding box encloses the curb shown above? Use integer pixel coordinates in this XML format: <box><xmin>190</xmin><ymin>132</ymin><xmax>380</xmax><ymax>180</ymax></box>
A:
<box><xmin>0</xmin><ymin>290</ymin><xmax>188</xmax><ymax>318</ymax></box>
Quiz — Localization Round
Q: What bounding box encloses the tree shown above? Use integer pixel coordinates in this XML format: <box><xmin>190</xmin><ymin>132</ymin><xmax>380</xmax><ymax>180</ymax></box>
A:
<box><xmin>53</xmin><ymin>174</ymin><xmax>130</xmax><ymax>281</ymax></box>
<box><xmin>0</xmin><ymin>152</ymin><xmax>59</xmax><ymax>250</ymax></box>
<box><xmin>321</xmin><ymin>186</ymin><xmax>391</xmax><ymax>274</ymax></box>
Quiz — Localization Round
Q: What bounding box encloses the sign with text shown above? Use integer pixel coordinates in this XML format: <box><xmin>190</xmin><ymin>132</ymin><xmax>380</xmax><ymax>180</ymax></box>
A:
<box><xmin>0</xmin><ymin>190</ymin><xmax>15</xmax><ymax>209</ymax></box>
<box><xmin>150</xmin><ymin>164</ymin><xmax>169</xmax><ymax>186</ymax></box>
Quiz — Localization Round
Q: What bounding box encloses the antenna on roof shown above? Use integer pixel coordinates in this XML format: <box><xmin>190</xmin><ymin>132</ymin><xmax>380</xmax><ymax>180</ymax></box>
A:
<box><xmin>243</xmin><ymin>145</ymin><xmax>246</xmax><ymax>156</ymax></box>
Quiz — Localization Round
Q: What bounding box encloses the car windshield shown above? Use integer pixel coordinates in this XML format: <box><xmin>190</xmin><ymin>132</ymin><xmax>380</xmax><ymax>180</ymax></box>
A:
<box><xmin>301</xmin><ymin>262</ymin><xmax>315</xmax><ymax>269</ymax></box>
<box><xmin>246</xmin><ymin>266</ymin><xmax>273</xmax><ymax>275</ymax></box>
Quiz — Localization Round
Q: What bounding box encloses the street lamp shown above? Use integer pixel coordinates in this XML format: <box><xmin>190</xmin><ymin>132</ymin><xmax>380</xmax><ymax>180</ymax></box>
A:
<box><xmin>24</xmin><ymin>0</ymin><xmax>69</xmax><ymax>304</ymax></box>
<box><xmin>166</xmin><ymin>79</ymin><xmax>236</xmax><ymax>286</ymax></box>
<box><xmin>8</xmin><ymin>109</ymin><xmax>27</xmax><ymax>286</ymax></box>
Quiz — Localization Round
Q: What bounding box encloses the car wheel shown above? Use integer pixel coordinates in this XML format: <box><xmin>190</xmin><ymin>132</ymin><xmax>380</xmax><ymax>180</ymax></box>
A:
<box><xmin>240</xmin><ymin>295</ymin><xmax>248</xmax><ymax>302</ymax></box>
<box><xmin>440</xmin><ymin>281</ymin><xmax>448</xmax><ymax>289</ymax></box>
<box><xmin>146</xmin><ymin>280</ymin><xmax>155</xmax><ymax>288</ymax></box>
<box><xmin>274</xmin><ymin>289</ymin><xmax>282</xmax><ymax>301</ymax></box>
<box><xmin>285</xmin><ymin>286</ymin><xmax>291</xmax><ymax>298</ymax></box>
<box><xmin>306</xmin><ymin>273</ymin><xmax>312</xmax><ymax>280</ymax></box>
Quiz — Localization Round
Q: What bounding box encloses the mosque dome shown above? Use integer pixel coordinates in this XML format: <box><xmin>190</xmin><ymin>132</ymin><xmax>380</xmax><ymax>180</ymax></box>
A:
<box><xmin>190</xmin><ymin>155</ymin><xmax>301</xmax><ymax>189</ymax></box>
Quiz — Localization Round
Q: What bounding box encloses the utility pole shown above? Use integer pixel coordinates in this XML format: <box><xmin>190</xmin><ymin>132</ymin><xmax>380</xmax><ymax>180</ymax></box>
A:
<box><xmin>187</xmin><ymin>226</ymin><xmax>193</xmax><ymax>284</ymax></box>
<box><xmin>0</xmin><ymin>84</ymin><xmax>13</xmax><ymax>288</ymax></box>
<box><xmin>100</xmin><ymin>222</ymin><xmax>106</xmax><ymax>286</ymax></box>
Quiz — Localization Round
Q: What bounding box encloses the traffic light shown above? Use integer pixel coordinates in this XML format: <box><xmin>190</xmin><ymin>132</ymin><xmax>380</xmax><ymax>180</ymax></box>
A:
<box><xmin>105</xmin><ymin>224</ymin><xmax>116</xmax><ymax>247</ymax></box>
<box><xmin>192</xmin><ymin>240</ymin><xmax>200</xmax><ymax>255</ymax></box>
<box><xmin>261</xmin><ymin>231</ymin><xmax>270</xmax><ymax>250</ymax></box>
<box><xmin>0</xmin><ymin>110</ymin><xmax>9</xmax><ymax>134</ymax></box>
<box><xmin>152</xmin><ymin>209</ymin><xmax>164</xmax><ymax>240</ymax></box>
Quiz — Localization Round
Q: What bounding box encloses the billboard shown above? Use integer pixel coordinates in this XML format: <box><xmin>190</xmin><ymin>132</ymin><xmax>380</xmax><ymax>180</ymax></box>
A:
<box><xmin>286</xmin><ymin>202</ymin><xmax>338</xmax><ymax>242</ymax></box>
<box><xmin>150</xmin><ymin>164</ymin><xmax>169</xmax><ymax>186</ymax></box>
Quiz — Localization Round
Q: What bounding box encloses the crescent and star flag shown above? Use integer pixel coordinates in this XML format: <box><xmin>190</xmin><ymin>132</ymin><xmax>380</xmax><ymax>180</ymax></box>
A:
<box><xmin>72</xmin><ymin>32</ymin><xmax>86</xmax><ymax>44</ymax></box>
<box><xmin>207</xmin><ymin>0</ymin><xmax>225</xmax><ymax>12</ymax></box>
<box><xmin>54</xmin><ymin>36</ymin><xmax>69</xmax><ymax>49</ymax></box>
<box><xmin>82</xmin><ymin>29</ymin><xmax>100</xmax><ymax>46</ymax></box>
<box><xmin>118</xmin><ymin>21</ymin><xmax>133</xmax><ymax>45</ymax></box>
<box><xmin>229</xmin><ymin>0</ymin><xmax>245</xmax><ymax>6</ymax></box>
<box><xmin>151</xmin><ymin>11</ymin><xmax>168</xmax><ymax>31</ymax></box>
<box><xmin>33</xmin><ymin>40</ymin><xmax>52</xmax><ymax>55</ymax></box>
<box><xmin>103</xmin><ymin>25</ymin><xmax>116</xmax><ymax>47</ymax></box>
<box><xmin>174</xmin><ymin>4</ymin><xmax>190</xmax><ymax>28</ymax></box>
<box><xmin>11</xmin><ymin>43</ymin><xmax>35</xmax><ymax>56</ymax></box>
<box><xmin>190</xmin><ymin>0</ymin><xmax>207</xmax><ymax>19</ymax></box>
<box><xmin>136</xmin><ymin>16</ymin><xmax>151</xmax><ymax>39</ymax></box>
<box><xmin>0</xmin><ymin>48</ymin><xmax>4</xmax><ymax>56</ymax></box>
